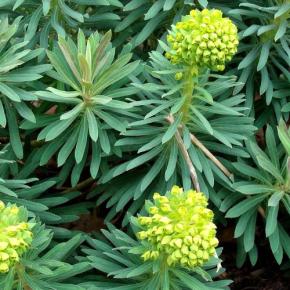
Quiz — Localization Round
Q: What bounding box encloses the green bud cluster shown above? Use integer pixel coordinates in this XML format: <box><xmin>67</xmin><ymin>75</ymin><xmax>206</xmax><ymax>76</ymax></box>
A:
<box><xmin>136</xmin><ymin>186</ymin><xmax>219</xmax><ymax>268</ymax></box>
<box><xmin>166</xmin><ymin>9</ymin><xmax>239</xmax><ymax>73</ymax></box>
<box><xmin>0</xmin><ymin>201</ymin><xmax>33</xmax><ymax>273</ymax></box>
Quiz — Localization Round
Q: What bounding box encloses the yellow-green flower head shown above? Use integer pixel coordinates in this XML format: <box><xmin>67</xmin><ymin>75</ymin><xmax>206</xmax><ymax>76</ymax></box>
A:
<box><xmin>136</xmin><ymin>186</ymin><xmax>219</xmax><ymax>268</ymax></box>
<box><xmin>166</xmin><ymin>9</ymin><xmax>239</xmax><ymax>72</ymax></box>
<box><xmin>0</xmin><ymin>201</ymin><xmax>33</xmax><ymax>273</ymax></box>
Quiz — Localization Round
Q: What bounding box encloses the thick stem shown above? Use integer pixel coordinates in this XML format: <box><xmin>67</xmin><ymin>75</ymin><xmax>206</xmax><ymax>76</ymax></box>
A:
<box><xmin>179</xmin><ymin>67</ymin><xmax>232</xmax><ymax>179</ymax></box>
<box><xmin>166</xmin><ymin>65</ymin><xmax>231</xmax><ymax>188</ymax></box>
<box><xmin>181</xmin><ymin>69</ymin><xmax>195</xmax><ymax>122</ymax></box>
<box><xmin>159</xmin><ymin>256</ymin><xmax>170</xmax><ymax>290</ymax></box>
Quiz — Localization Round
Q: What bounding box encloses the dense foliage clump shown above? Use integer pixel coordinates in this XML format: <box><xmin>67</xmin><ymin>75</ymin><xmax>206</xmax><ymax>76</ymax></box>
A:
<box><xmin>0</xmin><ymin>0</ymin><xmax>289</xmax><ymax>289</ymax></box>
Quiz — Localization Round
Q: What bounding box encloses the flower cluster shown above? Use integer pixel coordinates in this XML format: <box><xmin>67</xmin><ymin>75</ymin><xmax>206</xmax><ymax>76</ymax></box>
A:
<box><xmin>166</xmin><ymin>9</ymin><xmax>239</xmax><ymax>73</ymax></box>
<box><xmin>136</xmin><ymin>186</ymin><xmax>218</xmax><ymax>268</ymax></box>
<box><xmin>0</xmin><ymin>202</ymin><xmax>33</xmax><ymax>273</ymax></box>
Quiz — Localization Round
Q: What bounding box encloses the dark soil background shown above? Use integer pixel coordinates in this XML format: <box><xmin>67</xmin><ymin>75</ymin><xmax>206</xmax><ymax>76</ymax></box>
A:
<box><xmin>220</xmin><ymin>225</ymin><xmax>290</xmax><ymax>290</ymax></box>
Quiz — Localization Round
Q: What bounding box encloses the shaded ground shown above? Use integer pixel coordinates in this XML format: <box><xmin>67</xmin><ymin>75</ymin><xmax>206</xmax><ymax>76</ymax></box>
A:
<box><xmin>222</xmin><ymin>251</ymin><xmax>290</xmax><ymax>290</ymax></box>
<box><xmin>220</xmin><ymin>226</ymin><xmax>290</xmax><ymax>290</ymax></box>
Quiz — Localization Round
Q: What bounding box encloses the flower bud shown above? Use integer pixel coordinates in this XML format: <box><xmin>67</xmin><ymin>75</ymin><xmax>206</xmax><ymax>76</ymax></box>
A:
<box><xmin>0</xmin><ymin>202</ymin><xmax>33</xmax><ymax>272</ymax></box>
<box><xmin>174</xmin><ymin>72</ymin><xmax>183</xmax><ymax>80</ymax></box>
<box><xmin>166</xmin><ymin>9</ymin><xmax>239</xmax><ymax>73</ymax></box>
<box><xmin>0</xmin><ymin>262</ymin><xmax>9</xmax><ymax>273</ymax></box>
<box><xmin>136</xmin><ymin>186</ymin><xmax>219</xmax><ymax>268</ymax></box>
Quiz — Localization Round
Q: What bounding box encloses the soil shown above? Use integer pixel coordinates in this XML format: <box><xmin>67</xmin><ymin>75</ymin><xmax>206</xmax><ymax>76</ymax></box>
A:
<box><xmin>220</xmin><ymin>226</ymin><xmax>290</xmax><ymax>290</ymax></box>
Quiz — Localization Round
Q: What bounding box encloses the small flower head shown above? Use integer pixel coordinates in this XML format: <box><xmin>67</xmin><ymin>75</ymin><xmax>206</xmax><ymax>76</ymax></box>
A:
<box><xmin>136</xmin><ymin>186</ymin><xmax>218</xmax><ymax>268</ymax></box>
<box><xmin>0</xmin><ymin>202</ymin><xmax>33</xmax><ymax>273</ymax></box>
<box><xmin>166</xmin><ymin>9</ymin><xmax>238</xmax><ymax>72</ymax></box>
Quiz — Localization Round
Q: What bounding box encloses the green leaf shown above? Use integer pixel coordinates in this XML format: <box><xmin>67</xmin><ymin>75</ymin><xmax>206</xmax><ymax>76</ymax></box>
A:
<box><xmin>162</xmin><ymin>113</ymin><xmax>182</xmax><ymax>144</ymax></box>
<box><xmin>266</xmin><ymin>205</ymin><xmax>279</xmax><ymax>237</ymax></box>
<box><xmin>4</xmin><ymin>99</ymin><xmax>23</xmax><ymax>158</ymax></box>
<box><xmin>165</xmin><ymin>141</ymin><xmax>178</xmax><ymax>181</ymax></box>
<box><xmin>164</xmin><ymin>0</ymin><xmax>176</xmax><ymax>11</ymax></box>
<box><xmin>127</xmin><ymin>146</ymin><xmax>162</xmax><ymax>170</ymax></box>
<box><xmin>277</xmin><ymin>120</ymin><xmax>290</xmax><ymax>156</ymax></box>
<box><xmin>89</xmin><ymin>256</ymin><xmax>122</xmax><ymax>273</ymax></box>
<box><xmin>0</xmin><ymin>83</ymin><xmax>20</xmax><ymax>102</ymax></box>
<box><xmin>242</xmin><ymin>24</ymin><xmax>260</xmax><ymax>37</ymax></box>
<box><xmin>124</xmin><ymin>0</ymin><xmax>147</xmax><ymax>11</ymax></box>
<box><xmin>173</xmin><ymin>269</ymin><xmax>208</xmax><ymax>290</ymax></box>
<box><xmin>133</xmin><ymin>13</ymin><xmax>166</xmax><ymax>47</ymax></box>
<box><xmin>269</xmin><ymin>227</ymin><xmax>280</xmax><ymax>254</ymax></box>
<box><xmin>0</xmin><ymin>184</ymin><xmax>18</xmax><ymax>197</ymax></box>
<box><xmin>226</xmin><ymin>195</ymin><xmax>266</xmax><ymax>218</ymax></box>
<box><xmin>95</xmin><ymin>110</ymin><xmax>126</xmax><ymax>132</ymax></box>
<box><xmin>36</xmin><ymin>91</ymin><xmax>81</xmax><ymax>104</ymax></box>
<box><xmin>60</xmin><ymin>103</ymin><xmax>84</xmax><ymax>120</ymax></box>
<box><xmin>275</xmin><ymin>20</ymin><xmax>287</xmax><ymax>41</ymax></box>
<box><xmin>243</xmin><ymin>211</ymin><xmax>257</xmax><ymax>252</ymax></box>
<box><xmin>24</xmin><ymin>6</ymin><xmax>42</xmax><ymax>41</ymax></box>
<box><xmin>232</xmin><ymin>162</ymin><xmax>269</xmax><ymax>184</ymax></box>
<box><xmin>238</xmin><ymin>46</ymin><xmax>260</xmax><ymax>70</ymax></box>
<box><xmin>0</xmin><ymin>99</ymin><xmax>6</xmax><ymax>127</ymax></box>
<box><xmin>3</xmin><ymin>267</ymin><xmax>14</xmax><ymax>290</ymax></box>
<box><xmin>99</xmin><ymin>127</ymin><xmax>111</xmax><ymax>154</ymax></box>
<box><xmin>59</xmin><ymin>0</ymin><xmax>84</xmax><ymax>22</ymax></box>
<box><xmin>75</xmin><ymin>117</ymin><xmax>89</xmax><ymax>163</ymax></box>
<box><xmin>269</xmin><ymin>227</ymin><xmax>280</xmax><ymax>253</ymax></box>
<box><xmin>256</xmin><ymin>154</ymin><xmax>284</xmax><ymax>183</ymax></box>
<box><xmin>126</xmin><ymin>262</ymin><xmax>152</xmax><ymax>278</ymax></box>
<box><xmin>90</xmin><ymin>141</ymin><xmax>101</xmax><ymax>178</ymax></box>
<box><xmin>195</xmin><ymin>87</ymin><xmax>213</xmax><ymax>104</ymax></box>
<box><xmin>191</xmin><ymin>107</ymin><xmax>213</xmax><ymax>135</ymax></box>
<box><xmin>86</xmin><ymin>109</ymin><xmax>99</xmax><ymax>142</ymax></box>
<box><xmin>268</xmin><ymin>191</ymin><xmax>284</xmax><ymax>207</ymax></box>
<box><xmin>234</xmin><ymin>208</ymin><xmax>256</xmax><ymax>238</ymax></box>
<box><xmin>275</xmin><ymin>3</ymin><xmax>290</xmax><ymax>18</ymax></box>
<box><xmin>234</xmin><ymin>183</ymin><xmax>274</xmax><ymax>195</ymax></box>
<box><xmin>14</xmin><ymin>102</ymin><xmax>36</xmax><ymax>123</ymax></box>
<box><xmin>144</xmin><ymin>1</ymin><xmax>163</xmax><ymax>20</ymax></box>
<box><xmin>260</xmin><ymin>66</ymin><xmax>269</xmax><ymax>95</ymax></box>
<box><xmin>45</xmin><ymin>116</ymin><xmax>78</xmax><ymax>141</ymax></box>
<box><xmin>257</xmin><ymin>41</ymin><xmax>271</xmax><ymax>71</ymax></box>
<box><xmin>140</xmin><ymin>154</ymin><xmax>165</xmax><ymax>191</ymax></box>
<box><xmin>47</xmin><ymin>87</ymin><xmax>80</xmax><ymax>98</ymax></box>
<box><xmin>257</xmin><ymin>24</ymin><xmax>276</xmax><ymax>36</ymax></box>
<box><xmin>57</xmin><ymin>128</ymin><xmax>79</xmax><ymax>166</ymax></box>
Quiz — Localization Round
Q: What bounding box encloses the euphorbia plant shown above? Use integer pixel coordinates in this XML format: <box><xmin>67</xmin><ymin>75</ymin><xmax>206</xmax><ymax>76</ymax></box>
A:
<box><xmin>136</xmin><ymin>185</ymin><xmax>219</xmax><ymax>268</ymax></box>
<box><xmin>0</xmin><ymin>202</ymin><xmax>91</xmax><ymax>290</ymax></box>
<box><xmin>0</xmin><ymin>202</ymin><xmax>33</xmax><ymax>274</ymax></box>
<box><xmin>95</xmin><ymin>8</ymin><xmax>254</xmax><ymax>222</ymax></box>
<box><xmin>223</xmin><ymin>124</ymin><xmax>290</xmax><ymax>266</ymax></box>
<box><xmin>1</xmin><ymin>1</ymin><xmax>288</xmax><ymax>288</ymax></box>
<box><xmin>85</xmin><ymin>186</ymin><xmax>231</xmax><ymax>289</ymax></box>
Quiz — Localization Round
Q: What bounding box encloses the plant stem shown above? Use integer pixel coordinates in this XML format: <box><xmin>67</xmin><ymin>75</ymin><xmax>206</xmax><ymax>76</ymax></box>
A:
<box><xmin>167</xmin><ymin>115</ymin><xmax>200</xmax><ymax>191</ymax></box>
<box><xmin>179</xmin><ymin>67</ymin><xmax>232</xmax><ymax>180</ymax></box>
<box><xmin>181</xmin><ymin>69</ymin><xmax>195</xmax><ymax>122</ymax></box>
<box><xmin>61</xmin><ymin>177</ymin><xmax>94</xmax><ymax>193</ymax></box>
<box><xmin>258</xmin><ymin>206</ymin><xmax>266</xmax><ymax>218</ymax></box>
<box><xmin>190</xmin><ymin>133</ymin><xmax>233</xmax><ymax>179</ymax></box>
<box><xmin>167</xmin><ymin>65</ymin><xmax>232</xmax><ymax>188</ymax></box>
